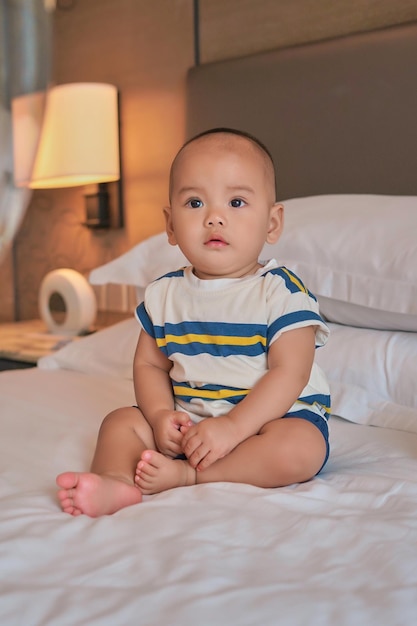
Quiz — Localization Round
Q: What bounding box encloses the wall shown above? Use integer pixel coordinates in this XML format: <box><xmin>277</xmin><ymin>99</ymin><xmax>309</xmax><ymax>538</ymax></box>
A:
<box><xmin>1</xmin><ymin>0</ymin><xmax>415</xmax><ymax>321</ymax></box>
<box><xmin>0</xmin><ymin>253</ymin><xmax>15</xmax><ymax>323</ymax></box>
<box><xmin>199</xmin><ymin>0</ymin><xmax>417</xmax><ymax>62</ymax></box>
<box><xmin>1</xmin><ymin>0</ymin><xmax>194</xmax><ymax>321</ymax></box>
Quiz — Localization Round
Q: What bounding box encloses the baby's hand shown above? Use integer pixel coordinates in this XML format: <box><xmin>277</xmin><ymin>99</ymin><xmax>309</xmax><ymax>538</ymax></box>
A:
<box><xmin>153</xmin><ymin>410</ymin><xmax>192</xmax><ymax>457</ymax></box>
<box><xmin>181</xmin><ymin>415</ymin><xmax>240</xmax><ymax>471</ymax></box>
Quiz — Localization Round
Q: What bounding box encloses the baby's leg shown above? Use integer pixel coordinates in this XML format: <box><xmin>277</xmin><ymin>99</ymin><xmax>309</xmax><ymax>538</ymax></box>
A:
<box><xmin>56</xmin><ymin>406</ymin><xmax>156</xmax><ymax>516</ymax></box>
<box><xmin>194</xmin><ymin>417</ymin><xmax>328</xmax><ymax>487</ymax></box>
<box><xmin>136</xmin><ymin>417</ymin><xmax>327</xmax><ymax>494</ymax></box>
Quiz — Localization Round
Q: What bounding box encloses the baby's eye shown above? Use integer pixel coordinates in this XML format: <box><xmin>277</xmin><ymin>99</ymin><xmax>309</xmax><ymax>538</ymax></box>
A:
<box><xmin>230</xmin><ymin>198</ymin><xmax>246</xmax><ymax>208</ymax></box>
<box><xmin>187</xmin><ymin>198</ymin><xmax>203</xmax><ymax>209</ymax></box>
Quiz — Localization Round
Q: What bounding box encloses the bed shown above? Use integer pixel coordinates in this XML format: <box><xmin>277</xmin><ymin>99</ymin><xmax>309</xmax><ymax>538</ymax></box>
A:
<box><xmin>1</xmin><ymin>22</ymin><xmax>417</xmax><ymax>626</ymax></box>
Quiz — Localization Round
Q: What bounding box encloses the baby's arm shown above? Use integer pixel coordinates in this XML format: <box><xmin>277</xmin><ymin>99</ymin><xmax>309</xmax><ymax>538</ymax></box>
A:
<box><xmin>134</xmin><ymin>331</ymin><xmax>191</xmax><ymax>457</ymax></box>
<box><xmin>182</xmin><ymin>325</ymin><xmax>316</xmax><ymax>470</ymax></box>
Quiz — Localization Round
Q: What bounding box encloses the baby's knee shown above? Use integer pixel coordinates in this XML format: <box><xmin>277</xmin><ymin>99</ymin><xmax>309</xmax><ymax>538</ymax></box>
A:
<box><xmin>279</xmin><ymin>438</ymin><xmax>327</xmax><ymax>484</ymax></box>
<box><xmin>100</xmin><ymin>406</ymin><xmax>144</xmax><ymax>430</ymax></box>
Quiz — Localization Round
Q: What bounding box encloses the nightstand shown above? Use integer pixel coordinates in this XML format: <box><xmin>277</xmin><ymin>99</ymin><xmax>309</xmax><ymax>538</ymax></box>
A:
<box><xmin>0</xmin><ymin>312</ymin><xmax>131</xmax><ymax>371</ymax></box>
<box><xmin>0</xmin><ymin>358</ymin><xmax>35</xmax><ymax>371</ymax></box>
<box><xmin>0</xmin><ymin>319</ymin><xmax>73</xmax><ymax>370</ymax></box>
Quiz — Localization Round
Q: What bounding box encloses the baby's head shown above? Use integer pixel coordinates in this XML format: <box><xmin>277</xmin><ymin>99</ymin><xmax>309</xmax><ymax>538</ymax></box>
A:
<box><xmin>165</xmin><ymin>128</ymin><xmax>283</xmax><ymax>279</ymax></box>
<box><xmin>169</xmin><ymin>128</ymin><xmax>277</xmax><ymax>204</ymax></box>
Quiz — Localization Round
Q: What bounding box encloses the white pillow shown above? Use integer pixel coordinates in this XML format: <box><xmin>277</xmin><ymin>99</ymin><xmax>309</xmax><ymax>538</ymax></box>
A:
<box><xmin>316</xmin><ymin>297</ymin><xmax>417</xmax><ymax>333</ymax></box>
<box><xmin>89</xmin><ymin>194</ymin><xmax>417</xmax><ymax>331</ymax></box>
<box><xmin>315</xmin><ymin>323</ymin><xmax>417</xmax><ymax>433</ymax></box>
<box><xmin>38</xmin><ymin>316</ymin><xmax>417</xmax><ymax>434</ymax></box>
<box><xmin>89</xmin><ymin>233</ymin><xmax>188</xmax><ymax>303</ymax></box>
<box><xmin>264</xmin><ymin>194</ymin><xmax>417</xmax><ymax>331</ymax></box>
<box><xmin>38</xmin><ymin>318</ymin><xmax>140</xmax><ymax>379</ymax></box>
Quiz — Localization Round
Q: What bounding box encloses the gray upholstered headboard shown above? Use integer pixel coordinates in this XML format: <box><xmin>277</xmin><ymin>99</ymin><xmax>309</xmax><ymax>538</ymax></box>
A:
<box><xmin>186</xmin><ymin>22</ymin><xmax>417</xmax><ymax>200</ymax></box>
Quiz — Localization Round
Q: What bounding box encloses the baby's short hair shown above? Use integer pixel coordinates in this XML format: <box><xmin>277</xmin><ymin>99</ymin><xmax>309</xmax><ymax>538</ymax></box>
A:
<box><xmin>183</xmin><ymin>127</ymin><xmax>275</xmax><ymax>164</ymax></box>
<box><xmin>169</xmin><ymin>127</ymin><xmax>276</xmax><ymax>201</ymax></box>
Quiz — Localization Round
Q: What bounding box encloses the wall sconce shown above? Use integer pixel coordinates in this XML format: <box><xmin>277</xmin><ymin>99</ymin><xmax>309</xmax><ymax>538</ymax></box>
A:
<box><xmin>12</xmin><ymin>82</ymin><xmax>123</xmax><ymax>229</ymax></box>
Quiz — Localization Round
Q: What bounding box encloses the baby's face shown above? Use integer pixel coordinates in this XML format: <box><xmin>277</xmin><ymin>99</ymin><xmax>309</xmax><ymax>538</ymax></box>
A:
<box><xmin>165</xmin><ymin>134</ymin><xmax>282</xmax><ymax>279</ymax></box>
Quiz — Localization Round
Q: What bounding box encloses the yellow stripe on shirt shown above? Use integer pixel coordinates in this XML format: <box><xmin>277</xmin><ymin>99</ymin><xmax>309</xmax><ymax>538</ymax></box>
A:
<box><xmin>173</xmin><ymin>385</ymin><xmax>250</xmax><ymax>400</ymax></box>
<box><xmin>281</xmin><ymin>267</ymin><xmax>308</xmax><ymax>293</ymax></box>
<box><xmin>157</xmin><ymin>333</ymin><xmax>267</xmax><ymax>348</ymax></box>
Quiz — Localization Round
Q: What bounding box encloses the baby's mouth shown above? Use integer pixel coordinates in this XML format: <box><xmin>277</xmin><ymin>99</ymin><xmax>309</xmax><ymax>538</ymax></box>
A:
<box><xmin>205</xmin><ymin>234</ymin><xmax>228</xmax><ymax>246</ymax></box>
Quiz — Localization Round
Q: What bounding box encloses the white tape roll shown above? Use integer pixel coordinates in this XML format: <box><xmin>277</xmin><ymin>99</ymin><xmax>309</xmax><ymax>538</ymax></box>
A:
<box><xmin>38</xmin><ymin>268</ymin><xmax>97</xmax><ymax>335</ymax></box>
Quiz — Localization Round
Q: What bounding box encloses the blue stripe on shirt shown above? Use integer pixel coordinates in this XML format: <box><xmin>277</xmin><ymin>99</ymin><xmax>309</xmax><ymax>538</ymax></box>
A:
<box><xmin>162</xmin><ymin>320</ymin><xmax>267</xmax><ymax>338</ymax></box>
<box><xmin>298</xmin><ymin>392</ymin><xmax>331</xmax><ymax>417</ymax></box>
<box><xmin>267</xmin><ymin>310</ymin><xmax>324</xmax><ymax>344</ymax></box>
<box><xmin>155</xmin><ymin>269</ymin><xmax>185</xmax><ymax>280</ymax></box>
<box><xmin>264</xmin><ymin>266</ymin><xmax>317</xmax><ymax>300</ymax></box>
<box><xmin>157</xmin><ymin>321</ymin><xmax>268</xmax><ymax>358</ymax></box>
<box><xmin>136</xmin><ymin>302</ymin><xmax>154</xmax><ymax>337</ymax></box>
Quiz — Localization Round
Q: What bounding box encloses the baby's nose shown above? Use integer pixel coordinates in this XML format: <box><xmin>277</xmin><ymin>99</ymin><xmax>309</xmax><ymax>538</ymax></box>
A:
<box><xmin>205</xmin><ymin>209</ymin><xmax>225</xmax><ymax>226</ymax></box>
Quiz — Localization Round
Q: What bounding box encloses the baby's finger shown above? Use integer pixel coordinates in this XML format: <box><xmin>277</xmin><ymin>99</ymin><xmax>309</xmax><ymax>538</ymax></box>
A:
<box><xmin>181</xmin><ymin>424</ymin><xmax>198</xmax><ymax>445</ymax></box>
<box><xmin>165</xmin><ymin>440</ymin><xmax>183</xmax><ymax>457</ymax></box>
<box><xmin>196</xmin><ymin>449</ymin><xmax>218</xmax><ymax>471</ymax></box>
<box><xmin>174</xmin><ymin>412</ymin><xmax>193</xmax><ymax>427</ymax></box>
<box><xmin>188</xmin><ymin>443</ymin><xmax>210</xmax><ymax>469</ymax></box>
<box><xmin>170</xmin><ymin>429</ymin><xmax>185</xmax><ymax>448</ymax></box>
<box><xmin>181</xmin><ymin>430</ymin><xmax>199</xmax><ymax>455</ymax></box>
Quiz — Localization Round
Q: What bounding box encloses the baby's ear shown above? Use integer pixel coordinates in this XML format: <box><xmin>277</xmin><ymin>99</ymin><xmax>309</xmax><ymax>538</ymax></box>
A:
<box><xmin>266</xmin><ymin>203</ymin><xmax>284</xmax><ymax>244</ymax></box>
<box><xmin>163</xmin><ymin>206</ymin><xmax>177</xmax><ymax>245</ymax></box>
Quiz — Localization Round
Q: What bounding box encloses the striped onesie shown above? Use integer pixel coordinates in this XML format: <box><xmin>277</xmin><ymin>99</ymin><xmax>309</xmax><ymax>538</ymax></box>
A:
<box><xmin>136</xmin><ymin>259</ymin><xmax>330</xmax><ymax>436</ymax></box>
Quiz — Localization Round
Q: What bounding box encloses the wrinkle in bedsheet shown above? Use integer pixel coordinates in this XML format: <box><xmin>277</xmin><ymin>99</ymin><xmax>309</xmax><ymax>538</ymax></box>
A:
<box><xmin>1</xmin><ymin>370</ymin><xmax>417</xmax><ymax>625</ymax></box>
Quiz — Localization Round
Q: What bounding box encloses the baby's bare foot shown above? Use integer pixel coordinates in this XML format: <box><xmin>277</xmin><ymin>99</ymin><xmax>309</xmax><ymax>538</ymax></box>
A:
<box><xmin>135</xmin><ymin>450</ymin><xmax>196</xmax><ymax>495</ymax></box>
<box><xmin>56</xmin><ymin>471</ymin><xmax>142</xmax><ymax>517</ymax></box>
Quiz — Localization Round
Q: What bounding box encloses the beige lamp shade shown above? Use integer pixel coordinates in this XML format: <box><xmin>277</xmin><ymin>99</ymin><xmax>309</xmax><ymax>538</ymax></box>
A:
<box><xmin>28</xmin><ymin>82</ymin><xmax>120</xmax><ymax>189</ymax></box>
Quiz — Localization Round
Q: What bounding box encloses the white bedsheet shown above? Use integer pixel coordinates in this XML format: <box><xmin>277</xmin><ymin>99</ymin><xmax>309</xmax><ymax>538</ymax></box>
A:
<box><xmin>1</xmin><ymin>368</ymin><xmax>417</xmax><ymax>626</ymax></box>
